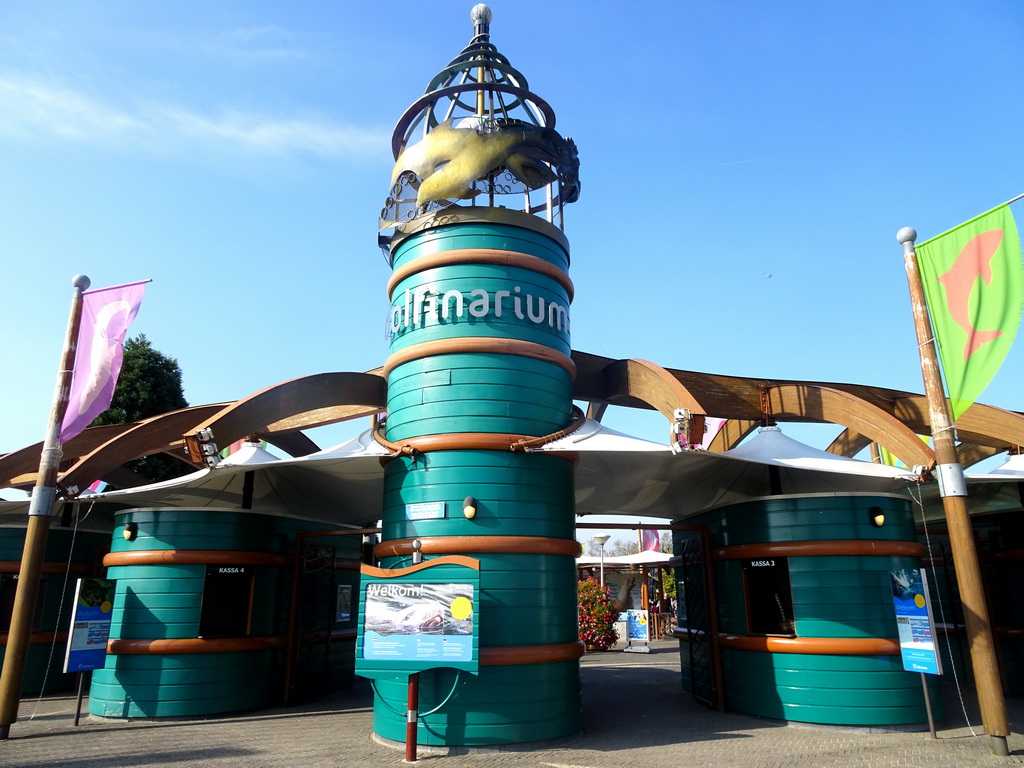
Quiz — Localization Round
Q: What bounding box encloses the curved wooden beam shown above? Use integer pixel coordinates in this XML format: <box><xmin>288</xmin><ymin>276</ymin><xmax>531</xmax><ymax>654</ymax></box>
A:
<box><xmin>957</xmin><ymin>443</ymin><xmax>1003</xmax><ymax>469</ymax></box>
<box><xmin>262</xmin><ymin>431</ymin><xmax>321</xmax><ymax>458</ymax></box>
<box><xmin>825</xmin><ymin>428</ymin><xmax>873</xmax><ymax>458</ymax></box>
<box><xmin>56</xmin><ymin>404</ymin><xmax>228</xmax><ymax>492</ymax></box>
<box><xmin>183</xmin><ymin>372</ymin><xmax>386</xmax><ymax>465</ymax></box>
<box><xmin>707</xmin><ymin>419</ymin><xmax>758</xmax><ymax>453</ymax></box>
<box><xmin>891</xmin><ymin>396</ymin><xmax>1024</xmax><ymax>449</ymax></box>
<box><xmin>602</xmin><ymin>359</ymin><xmax>704</xmax><ymax>420</ymax></box>
<box><xmin>769</xmin><ymin>384</ymin><xmax>935</xmax><ymax>468</ymax></box>
<box><xmin>0</xmin><ymin>423</ymin><xmax>132</xmax><ymax>487</ymax></box>
<box><xmin>953</xmin><ymin>402</ymin><xmax>1024</xmax><ymax>448</ymax></box>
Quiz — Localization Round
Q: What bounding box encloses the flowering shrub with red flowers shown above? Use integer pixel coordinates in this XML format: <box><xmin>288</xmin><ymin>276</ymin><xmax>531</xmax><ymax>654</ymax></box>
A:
<box><xmin>578</xmin><ymin>578</ymin><xmax>618</xmax><ymax>650</ymax></box>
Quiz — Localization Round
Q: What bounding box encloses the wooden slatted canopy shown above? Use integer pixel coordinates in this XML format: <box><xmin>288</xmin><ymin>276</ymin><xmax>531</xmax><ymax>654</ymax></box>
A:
<box><xmin>3</xmin><ymin>351</ymin><xmax>1023</xmax><ymax>491</ymax></box>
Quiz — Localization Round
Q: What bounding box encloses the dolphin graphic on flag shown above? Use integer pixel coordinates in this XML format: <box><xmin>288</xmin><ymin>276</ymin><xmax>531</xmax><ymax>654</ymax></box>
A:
<box><xmin>59</xmin><ymin>281</ymin><xmax>146</xmax><ymax>442</ymax></box>
<box><xmin>916</xmin><ymin>203</ymin><xmax>1023</xmax><ymax>420</ymax></box>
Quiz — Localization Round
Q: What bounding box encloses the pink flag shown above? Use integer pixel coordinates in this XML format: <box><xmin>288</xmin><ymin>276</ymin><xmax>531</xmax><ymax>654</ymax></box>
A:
<box><xmin>59</xmin><ymin>281</ymin><xmax>146</xmax><ymax>443</ymax></box>
<box><xmin>641</xmin><ymin>529</ymin><xmax>660</xmax><ymax>552</ymax></box>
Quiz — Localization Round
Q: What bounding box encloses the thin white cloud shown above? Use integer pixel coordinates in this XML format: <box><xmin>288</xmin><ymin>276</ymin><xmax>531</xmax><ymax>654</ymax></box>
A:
<box><xmin>0</xmin><ymin>75</ymin><xmax>386</xmax><ymax>160</ymax></box>
<box><xmin>216</xmin><ymin>25</ymin><xmax>308</xmax><ymax>61</ymax></box>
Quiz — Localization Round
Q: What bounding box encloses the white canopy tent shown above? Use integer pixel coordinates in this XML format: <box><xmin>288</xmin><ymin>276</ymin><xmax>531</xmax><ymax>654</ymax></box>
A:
<box><xmin>0</xmin><ymin>420</ymin><xmax>928</xmax><ymax>532</ymax></box>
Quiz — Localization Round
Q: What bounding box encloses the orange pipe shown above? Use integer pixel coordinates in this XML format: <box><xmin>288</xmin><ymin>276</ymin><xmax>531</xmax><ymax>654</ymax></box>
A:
<box><xmin>989</xmin><ymin>549</ymin><xmax>1024</xmax><ymax>561</ymax></box>
<box><xmin>387</xmin><ymin>248</ymin><xmax>574</xmax><ymax>301</ymax></box>
<box><xmin>712</xmin><ymin>540</ymin><xmax>925</xmax><ymax>561</ymax></box>
<box><xmin>108</xmin><ymin>635</ymin><xmax>287</xmax><ymax>655</ymax></box>
<box><xmin>362</xmin><ymin>555</ymin><xmax>481</xmax><ymax>579</ymax></box>
<box><xmin>0</xmin><ymin>561</ymin><xmax>92</xmax><ymax>575</ymax></box>
<box><xmin>480</xmin><ymin>641</ymin><xmax>585</xmax><ymax>665</ymax></box>
<box><xmin>0</xmin><ymin>631</ymin><xmax>69</xmax><ymax>646</ymax></box>
<box><xmin>376</xmin><ymin>536</ymin><xmax>582</xmax><ymax>559</ymax></box>
<box><xmin>673</xmin><ymin>630</ymin><xmax>900</xmax><ymax>655</ymax></box>
<box><xmin>383</xmin><ymin>338</ymin><xmax>576</xmax><ymax>379</ymax></box>
<box><xmin>102</xmin><ymin>550</ymin><xmax>291</xmax><ymax>568</ymax></box>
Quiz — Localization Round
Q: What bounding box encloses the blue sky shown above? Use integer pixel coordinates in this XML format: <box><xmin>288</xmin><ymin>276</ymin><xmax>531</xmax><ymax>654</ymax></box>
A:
<box><xmin>2</xmin><ymin>0</ymin><xmax>1023</xmax><ymax>474</ymax></box>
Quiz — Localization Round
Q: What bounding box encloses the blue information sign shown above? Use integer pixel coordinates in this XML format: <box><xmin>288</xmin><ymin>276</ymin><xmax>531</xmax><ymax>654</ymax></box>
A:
<box><xmin>63</xmin><ymin>578</ymin><xmax>116</xmax><ymax>673</ymax></box>
<box><xmin>356</xmin><ymin>556</ymin><xmax>480</xmax><ymax>680</ymax></box>
<box><xmin>890</xmin><ymin>568</ymin><xmax>942</xmax><ymax>675</ymax></box>
<box><xmin>405</xmin><ymin>502</ymin><xmax>446</xmax><ymax>521</ymax></box>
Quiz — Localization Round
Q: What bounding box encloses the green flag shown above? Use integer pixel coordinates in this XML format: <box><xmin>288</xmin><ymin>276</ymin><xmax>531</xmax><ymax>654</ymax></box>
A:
<box><xmin>917</xmin><ymin>203</ymin><xmax>1024</xmax><ymax>420</ymax></box>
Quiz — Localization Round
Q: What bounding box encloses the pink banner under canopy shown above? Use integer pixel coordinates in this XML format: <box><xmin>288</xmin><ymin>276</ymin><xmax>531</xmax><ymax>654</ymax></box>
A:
<box><xmin>59</xmin><ymin>281</ymin><xmax>146</xmax><ymax>443</ymax></box>
<box><xmin>641</xmin><ymin>529</ymin><xmax>660</xmax><ymax>551</ymax></box>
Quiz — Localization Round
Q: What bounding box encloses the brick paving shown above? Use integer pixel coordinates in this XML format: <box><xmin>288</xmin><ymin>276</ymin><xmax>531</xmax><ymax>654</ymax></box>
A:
<box><xmin>1</xmin><ymin>640</ymin><xmax>1021</xmax><ymax>767</ymax></box>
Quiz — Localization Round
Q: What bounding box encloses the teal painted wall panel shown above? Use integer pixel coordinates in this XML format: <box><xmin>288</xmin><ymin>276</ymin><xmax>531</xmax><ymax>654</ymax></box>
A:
<box><xmin>91</xmin><ymin>508</ymin><xmax>361</xmax><ymax>718</ymax></box>
<box><xmin>676</xmin><ymin>495</ymin><xmax>937</xmax><ymax>726</ymax></box>
<box><xmin>389</xmin><ymin>267</ymin><xmax>571</xmax><ymax>355</ymax></box>
<box><xmin>722</xmin><ymin>648</ymin><xmax>939</xmax><ymax>725</ymax></box>
<box><xmin>381</xmin><ymin>452</ymin><xmax>575</xmax><ymax>542</ymax></box>
<box><xmin>385</xmin><ymin>358</ymin><xmax>572</xmax><ymax>440</ymax></box>
<box><xmin>0</xmin><ymin>527</ymin><xmax>108</xmax><ymax>695</ymax></box>
<box><xmin>371</xmin><ymin>662</ymin><xmax>581</xmax><ymax>746</ymax></box>
<box><xmin>392</xmin><ymin>223</ymin><xmax>570</xmax><ymax>271</ymax></box>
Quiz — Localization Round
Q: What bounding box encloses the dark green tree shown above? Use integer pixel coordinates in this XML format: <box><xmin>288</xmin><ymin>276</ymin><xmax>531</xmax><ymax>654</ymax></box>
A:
<box><xmin>91</xmin><ymin>334</ymin><xmax>190</xmax><ymax>483</ymax></box>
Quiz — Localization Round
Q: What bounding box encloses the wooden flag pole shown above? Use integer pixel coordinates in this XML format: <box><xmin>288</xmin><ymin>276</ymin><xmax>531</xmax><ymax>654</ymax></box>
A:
<box><xmin>0</xmin><ymin>275</ymin><xmax>90</xmax><ymax>741</ymax></box>
<box><xmin>899</xmin><ymin>229</ymin><xmax>1009</xmax><ymax>756</ymax></box>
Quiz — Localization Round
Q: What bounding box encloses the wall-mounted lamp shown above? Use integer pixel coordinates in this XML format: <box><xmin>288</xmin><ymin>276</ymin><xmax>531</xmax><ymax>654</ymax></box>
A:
<box><xmin>123</xmin><ymin>522</ymin><xmax>139</xmax><ymax>541</ymax></box>
<box><xmin>412</xmin><ymin>538</ymin><xmax>423</xmax><ymax>565</ymax></box>
<box><xmin>869</xmin><ymin>507</ymin><xmax>885</xmax><ymax>527</ymax></box>
<box><xmin>463</xmin><ymin>496</ymin><xmax>477</xmax><ymax>519</ymax></box>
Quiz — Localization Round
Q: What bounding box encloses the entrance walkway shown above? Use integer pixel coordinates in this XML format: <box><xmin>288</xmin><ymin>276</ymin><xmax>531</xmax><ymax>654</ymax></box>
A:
<box><xmin>2</xmin><ymin>639</ymin><xmax>1021</xmax><ymax>767</ymax></box>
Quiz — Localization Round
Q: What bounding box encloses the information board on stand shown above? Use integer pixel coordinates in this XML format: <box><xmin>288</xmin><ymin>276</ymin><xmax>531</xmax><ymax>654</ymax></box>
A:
<box><xmin>623</xmin><ymin>609</ymin><xmax>651</xmax><ymax>653</ymax></box>
<box><xmin>355</xmin><ymin>555</ymin><xmax>480</xmax><ymax>680</ymax></box>
<box><xmin>890</xmin><ymin>568</ymin><xmax>942</xmax><ymax>675</ymax></box>
<box><xmin>63</xmin><ymin>578</ymin><xmax>116</xmax><ymax>673</ymax></box>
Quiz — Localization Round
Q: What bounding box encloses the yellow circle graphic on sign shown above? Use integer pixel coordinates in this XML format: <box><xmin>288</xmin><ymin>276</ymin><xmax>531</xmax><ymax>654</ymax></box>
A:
<box><xmin>450</xmin><ymin>596</ymin><xmax>472</xmax><ymax>621</ymax></box>
<box><xmin>101</xmin><ymin>601</ymin><xmax>113</xmax><ymax>613</ymax></box>
<box><xmin>914</xmin><ymin>594</ymin><xmax>926</xmax><ymax>609</ymax></box>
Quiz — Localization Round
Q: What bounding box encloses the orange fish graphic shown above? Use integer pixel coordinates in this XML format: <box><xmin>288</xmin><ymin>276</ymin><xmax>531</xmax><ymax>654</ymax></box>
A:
<box><xmin>937</xmin><ymin>229</ymin><xmax>1005</xmax><ymax>360</ymax></box>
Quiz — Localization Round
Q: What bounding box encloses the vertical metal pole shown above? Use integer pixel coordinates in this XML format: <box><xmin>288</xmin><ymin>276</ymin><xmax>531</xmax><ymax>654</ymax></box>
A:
<box><xmin>73</xmin><ymin>672</ymin><xmax>86</xmax><ymax>727</ymax></box>
<box><xmin>0</xmin><ymin>275</ymin><xmax>90</xmax><ymax>740</ymax></box>
<box><xmin>920</xmin><ymin>673</ymin><xmax>936</xmax><ymax>739</ymax></box>
<box><xmin>899</xmin><ymin>229</ymin><xmax>1010</xmax><ymax>756</ymax></box>
<box><xmin>405</xmin><ymin>672</ymin><xmax>420</xmax><ymax>763</ymax></box>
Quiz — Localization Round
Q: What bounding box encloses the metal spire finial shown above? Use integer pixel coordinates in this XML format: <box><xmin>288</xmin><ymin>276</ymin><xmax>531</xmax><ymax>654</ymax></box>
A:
<box><xmin>471</xmin><ymin>4</ymin><xmax>492</xmax><ymax>38</ymax></box>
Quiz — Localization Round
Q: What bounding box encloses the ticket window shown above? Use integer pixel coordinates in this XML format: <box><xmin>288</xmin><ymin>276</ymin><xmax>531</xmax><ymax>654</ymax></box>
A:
<box><xmin>0</xmin><ymin>574</ymin><xmax>47</xmax><ymax>632</ymax></box>
<box><xmin>198</xmin><ymin>565</ymin><xmax>254</xmax><ymax>638</ymax></box>
<box><xmin>742</xmin><ymin>558</ymin><xmax>795</xmax><ymax>636</ymax></box>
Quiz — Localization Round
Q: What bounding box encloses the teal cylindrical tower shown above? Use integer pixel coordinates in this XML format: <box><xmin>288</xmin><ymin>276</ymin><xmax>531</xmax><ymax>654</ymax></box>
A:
<box><xmin>373</xmin><ymin>5</ymin><xmax>583</xmax><ymax>747</ymax></box>
<box><xmin>0</xmin><ymin>526</ymin><xmax>108</xmax><ymax>695</ymax></box>
<box><xmin>675</xmin><ymin>493</ymin><xmax>943</xmax><ymax>727</ymax></box>
<box><xmin>89</xmin><ymin>506</ymin><xmax>361</xmax><ymax>718</ymax></box>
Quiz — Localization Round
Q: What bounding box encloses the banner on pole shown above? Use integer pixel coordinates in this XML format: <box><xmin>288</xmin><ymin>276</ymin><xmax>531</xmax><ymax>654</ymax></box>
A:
<box><xmin>916</xmin><ymin>204</ymin><xmax>1024</xmax><ymax>419</ymax></box>
<box><xmin>60</xmin><ymin>281</ymin><xmax>146</xmax><ymax>442</ymax></box>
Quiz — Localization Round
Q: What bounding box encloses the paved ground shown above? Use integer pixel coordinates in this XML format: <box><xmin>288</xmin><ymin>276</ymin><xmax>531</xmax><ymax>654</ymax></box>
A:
<box><xmin>2</xmin><ymin>640</ymin><xmax>1022</xmax><ymax>767</ymax></box>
